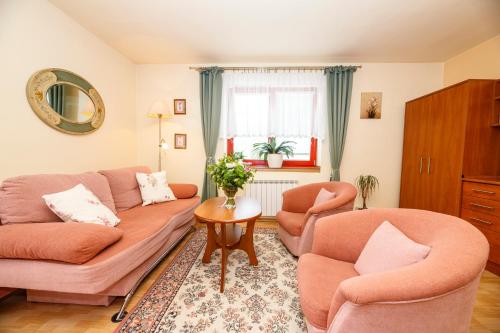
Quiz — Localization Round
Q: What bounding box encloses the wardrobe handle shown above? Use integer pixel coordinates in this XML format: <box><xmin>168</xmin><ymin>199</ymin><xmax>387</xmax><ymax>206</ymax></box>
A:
<box><xmin>472</xmin><ymin>189</ymin><xmax>496</xmax><ymax>195</ymax></box>
<box><xmin>427</xmin><ymin>157</ymin><xmax>431</xmax><ymax>175</ymax></box>
<box><xmin>419</xmin><ymin>157</ymin><xmax>423</xmax><ymax>174</ymax></box>
<box><xmin>470</xmin><ymin>203</ymin><xmax>495</xmax><ymax>211</ymax></box>
<box><xmin>470</xmin><ymin>217</ymin><xmax>493</xmax><ymax>225</ymax></box>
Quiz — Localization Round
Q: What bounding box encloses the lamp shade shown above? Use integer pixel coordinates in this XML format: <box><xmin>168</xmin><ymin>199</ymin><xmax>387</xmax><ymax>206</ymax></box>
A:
<box><xmin>147</xmin><ymin>100</ymin><xmax>173</xmax><ymax>119</ymax></box>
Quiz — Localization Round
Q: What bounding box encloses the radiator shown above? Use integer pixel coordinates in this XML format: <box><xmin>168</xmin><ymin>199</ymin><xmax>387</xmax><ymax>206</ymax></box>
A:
<box><xmin>243</xmin><ymin>180</ymin><xmax>298</xmax><ymax>217</ymax></box>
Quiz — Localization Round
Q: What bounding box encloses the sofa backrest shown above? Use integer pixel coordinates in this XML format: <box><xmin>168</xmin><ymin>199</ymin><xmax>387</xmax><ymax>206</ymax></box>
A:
<box><xmin>0</xmin><ymin>172</ymin><xmax>116</xmax><ymax>224</ymax></box>
<box><xmin>98</xmin><ymin>166</ymin><xmax>151</xmax><ymax>211</ymax></box>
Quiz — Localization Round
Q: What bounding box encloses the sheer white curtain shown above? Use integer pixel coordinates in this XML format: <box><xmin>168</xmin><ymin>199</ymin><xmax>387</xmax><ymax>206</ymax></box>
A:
<box><xmin>220</xmin><ymin>71</ymin><xmax>326</xmax><ymax>139</ymax></box>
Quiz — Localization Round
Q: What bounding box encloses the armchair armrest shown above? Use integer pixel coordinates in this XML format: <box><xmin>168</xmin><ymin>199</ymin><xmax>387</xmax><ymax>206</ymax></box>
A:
<box><xmin>305</xmin><ymin>194</ymin><xmax>355</xmax><ymax>220</ymax></box>
<box><xmin>169</xmin><ymin>183</ymin><xmax>198</xmax><ymax>199</ymax></box>
<box><xmin>328</xmin><ymin>254</ymin><xmax>485</xmax><ymax>325</ymax></box>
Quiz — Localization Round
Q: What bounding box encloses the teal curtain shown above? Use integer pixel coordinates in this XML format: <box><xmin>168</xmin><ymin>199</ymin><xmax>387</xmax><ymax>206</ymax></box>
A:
<box><xmin>200</xmin><ymin>67</ymin><xmax>224</xmax><ymax>201</ymax></box>
<box><xmin>324</xmin><ymin>66</ymin><xmax>357</xmax><ymax>181</ymax></box>
<box><xmin>47</xmin><ymin>85</ymin><xmax>65</xmax><ymax>115</ymax></box>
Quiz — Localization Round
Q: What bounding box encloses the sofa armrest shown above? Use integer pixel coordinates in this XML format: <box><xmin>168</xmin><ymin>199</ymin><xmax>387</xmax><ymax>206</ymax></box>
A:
<box><xmin>169</xmin><ymin>183</ymin><xmax>198</xmax><ymax>199</ymax></box>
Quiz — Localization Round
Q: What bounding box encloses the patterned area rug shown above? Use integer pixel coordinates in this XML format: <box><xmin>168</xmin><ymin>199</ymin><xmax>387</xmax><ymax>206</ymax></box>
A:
<box><xmin>116</xmin><ymin>228</ymin><xmax>306</xmax><ymax>333</ymax></box>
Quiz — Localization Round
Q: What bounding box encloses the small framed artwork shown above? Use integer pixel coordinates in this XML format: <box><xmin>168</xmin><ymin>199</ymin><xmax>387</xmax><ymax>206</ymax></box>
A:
<box><xmin>174</xmin><ymin>133</ymin><xmax>187</xmax><ymax>149</ymax></box>
<box><xmin>360</xmin><ymin>92</ymin><xmax>382</xmax><ymax>119</ymax></box>
<box><xmin>173</xmin><ymin>99</ymin><xmax>186</xmax><ymax>115</ymax></box>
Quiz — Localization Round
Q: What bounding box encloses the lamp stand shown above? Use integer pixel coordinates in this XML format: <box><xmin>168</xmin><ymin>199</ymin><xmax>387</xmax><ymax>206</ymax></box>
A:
<box><xmin>158</xmin><ymin>116</ymin><xmax>162</xmax><ymax>171</ymax></box>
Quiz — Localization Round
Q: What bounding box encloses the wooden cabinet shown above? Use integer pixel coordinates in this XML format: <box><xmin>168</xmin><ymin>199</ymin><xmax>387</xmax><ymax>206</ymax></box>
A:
<box><xmin>400</xmin><ymin>79</ymin><xmax>500</xmax><ymax>216</ymax></box>
<box><xmin>461</xmin><ymin>179</ymin><xmax>500</xmax><ymax>273</ymax></box>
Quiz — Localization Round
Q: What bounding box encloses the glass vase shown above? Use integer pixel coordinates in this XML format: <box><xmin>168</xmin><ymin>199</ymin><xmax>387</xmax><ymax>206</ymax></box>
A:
<box><xmin>222</xmin><ymin>187</ymin><xmax>237</xmax><ymax>209</ymax></box>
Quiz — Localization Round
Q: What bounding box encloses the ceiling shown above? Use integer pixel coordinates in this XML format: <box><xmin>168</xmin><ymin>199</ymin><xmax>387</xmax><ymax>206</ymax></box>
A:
<box><xmin>49</xmin><ymin>0</ymin><xmax>500</xmax><ymax>64</ymax></box>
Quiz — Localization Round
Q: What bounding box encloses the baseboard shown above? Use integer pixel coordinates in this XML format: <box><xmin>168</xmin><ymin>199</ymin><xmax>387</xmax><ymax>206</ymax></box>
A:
<box><xmin>0</xmin><ymin>288</ymin><xmax>17</xmax><ymax>301</ymax></box>
<box><xmin>486</xmin><ymin>261</ymin><xmax>500</xmax><ymax>276</ymax></box>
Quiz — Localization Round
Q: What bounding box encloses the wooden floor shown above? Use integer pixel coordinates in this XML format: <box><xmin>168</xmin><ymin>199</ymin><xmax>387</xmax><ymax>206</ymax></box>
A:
<box><xmin>0</xmin><ymin>220</ymin><xmax>499</xmax><ymax>333</ymax></box>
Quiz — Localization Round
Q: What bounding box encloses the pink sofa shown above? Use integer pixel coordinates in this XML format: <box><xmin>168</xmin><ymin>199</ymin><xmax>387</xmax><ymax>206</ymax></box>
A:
<box><xmin>277</xmin><ymin>181</ymin><xmax>357</xmax><ymax>256</ymax></box>
<box><xmin>0</xmin><ymin>166</ymin><xmax>200</xmax><ymax>321</ymax></box>
<box><xmin>298</xmin><ymin>208</ymin><xmax>489</xmax><ymax>333</ymax></box>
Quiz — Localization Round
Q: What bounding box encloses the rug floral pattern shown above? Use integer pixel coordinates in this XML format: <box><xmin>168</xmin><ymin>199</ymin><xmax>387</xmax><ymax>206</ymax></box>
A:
<box><xmin>116</xmin><ymin>228</ymin><xmax>306</xmax><ymax>333</ymax></box>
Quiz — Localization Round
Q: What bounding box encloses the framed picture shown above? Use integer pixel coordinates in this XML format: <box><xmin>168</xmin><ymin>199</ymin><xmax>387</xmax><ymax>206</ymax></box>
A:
<box><xmin>174</xmin><ymin>133</ymin><xmax>187</xmax><ymax>149</ymax></box>
<box><xmin>360</xmin><ymin>92</ymin><xmax>382</xmax><ymax>119</ymax></box>
<box><xmin>173</xmin><ymin>99</ymin><xmax>186</xmax><ymax>115</ymax></box>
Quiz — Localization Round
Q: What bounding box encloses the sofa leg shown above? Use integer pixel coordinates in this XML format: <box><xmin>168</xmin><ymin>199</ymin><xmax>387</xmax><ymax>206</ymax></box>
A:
<box><xmin>111</xmin><ymin>225</ymin><xmax>195</xmax><ymax>323</ymax></box>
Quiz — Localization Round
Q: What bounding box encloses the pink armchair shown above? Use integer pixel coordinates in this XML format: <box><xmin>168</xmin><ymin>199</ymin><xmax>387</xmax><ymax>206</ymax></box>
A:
<box><xmin>277</xmin><ymin>181</ymin><xmax>357</xmax><ymax>256</ymax></box>
<box><xmin>298</xmin><ymin>208</ymin><xmax>489</xmax><ymax>333</ymax></box>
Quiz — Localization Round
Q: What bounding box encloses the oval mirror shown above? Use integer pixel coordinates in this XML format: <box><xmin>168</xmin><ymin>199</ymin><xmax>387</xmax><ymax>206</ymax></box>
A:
<box><xmin>26</xmin><ymin>68</ymin><xmax>105</xmax><ymax>135</ymax></box>
<box><xmin>46</xmin><ymin>84</ymin><xmax>96</xmax><ymax>123</ymax></box>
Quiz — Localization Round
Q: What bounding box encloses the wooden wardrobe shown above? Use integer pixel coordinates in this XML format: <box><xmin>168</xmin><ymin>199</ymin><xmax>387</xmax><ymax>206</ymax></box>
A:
<box><xmin>400</xmin><ymin>79</ymin><xmax>500</xmax><ymax>215</ymax></box>
<box><xmin>400</xmin><ymin>79</ymin><xmax>500</xmax><ymax>272</ymax></box>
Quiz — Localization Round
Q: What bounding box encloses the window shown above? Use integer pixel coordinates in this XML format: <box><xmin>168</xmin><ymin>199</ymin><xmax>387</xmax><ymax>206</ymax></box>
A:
<box><xmin>221</xmin><ymin>72</ymin><xmax>325</xmax><ymax>168</ymax></box>
<box><xmin>227</xmin><ymin>136</ymin><xmax>318</xmax><ymax>167</ymax></box>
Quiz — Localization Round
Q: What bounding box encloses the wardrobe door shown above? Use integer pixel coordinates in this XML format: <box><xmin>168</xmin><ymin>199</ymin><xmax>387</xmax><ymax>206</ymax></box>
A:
<box><xmin>426</xmin><ymin>85</ymin><xmax>469</xmax><ymax>215</ymax></box>
<box><xmin>399</xmin><ymin>97</ymin><xmax>431</xmax><ymax>209</ymax></box>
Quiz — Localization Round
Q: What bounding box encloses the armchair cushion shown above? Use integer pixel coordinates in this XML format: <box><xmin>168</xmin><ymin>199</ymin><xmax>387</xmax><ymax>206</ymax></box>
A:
<box><xmin>313</xmin><ymin>188</ymin><xmax>336</xmax><ymax>206</ymax></box>
<box><xmin>276</xmin><ymin>211</ymin><xmax>305</xmax><ymax>236</ymax></box>
<box><xmin>298</xmin><ymin>253</ymin><xmax>358</xmax><ymax>330</ymax></box>
<box><xmin>354</xmin><ymin>221</ymin><xmax>431</xmax><ymax>275</ymax></box>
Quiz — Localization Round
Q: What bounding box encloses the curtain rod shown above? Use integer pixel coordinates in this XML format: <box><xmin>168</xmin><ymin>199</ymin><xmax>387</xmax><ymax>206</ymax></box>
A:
<box><xmin>189</xmin><ymin>65</ymin><xmax>362</xmax><ymax>72</ymax></box>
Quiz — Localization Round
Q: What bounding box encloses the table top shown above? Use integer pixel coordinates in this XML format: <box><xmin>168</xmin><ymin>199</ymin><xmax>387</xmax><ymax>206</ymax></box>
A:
<box><xmin>194</xmin><ymin>197</ymin><xmax>262</xmax><ymax>223</ymax></box>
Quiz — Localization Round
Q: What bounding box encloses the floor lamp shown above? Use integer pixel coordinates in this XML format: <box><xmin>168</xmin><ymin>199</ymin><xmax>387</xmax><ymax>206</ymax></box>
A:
<box><xmin>147</xmin><ymin>100</ymin><xmax>173</xmax><ymax>171</ymax></box>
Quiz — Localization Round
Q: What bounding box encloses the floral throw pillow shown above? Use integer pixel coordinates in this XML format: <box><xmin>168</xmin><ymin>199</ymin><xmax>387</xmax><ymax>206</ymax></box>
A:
<box><xmin>42</xmin><ymin>184</ymin><xmax>120</xmax><ymax>227</ymax></box>
<box><xmin>136</xmin><ymin>171</ymin><xmax>177</xmax><ymax>206</ymax></box>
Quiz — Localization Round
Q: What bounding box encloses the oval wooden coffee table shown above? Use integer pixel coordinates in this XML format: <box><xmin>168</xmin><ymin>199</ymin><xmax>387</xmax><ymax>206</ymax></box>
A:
<box><xmin>194</xmin><ymin>196</ymin><xmax>262</xmax><ymax>292</ymax></box>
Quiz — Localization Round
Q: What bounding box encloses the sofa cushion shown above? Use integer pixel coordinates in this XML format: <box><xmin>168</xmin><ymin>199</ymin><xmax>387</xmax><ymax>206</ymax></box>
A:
<box><xmin>354</xmin><ymin>221</ymin><xmax>431</xmax><ymax>275</ymax></box>
<box><xmin>298</xmin><ymin>253</ymin><xmax>359</xmax><ymax>330</ymax></box>
<box><xmin>0</xmin><ymin>222</ymin><xmax>123</xmax><ymax>264</ymax></box>
<box><xmin>0</xmin><ymin>172</ymin><xmax>116</xmax><ymax>224</ymax></box>
<box><xmin>169</xmin><ymin>183</ymin><xmax>198</xmax><ymax>199</ymax></box>
<box><xmin>99</xmin><ymin>166</ymin><xmax>151</xmax><ymax>211</ymax></box>
<box><xmin>43</xmin><ymin>184</ymin><xmax>120</xmax><ymax>227</ymax></box>
<box><xmin>277</xmin><ymin>211</ymin><xmax>305</xmax><ymax>236</ymax></box>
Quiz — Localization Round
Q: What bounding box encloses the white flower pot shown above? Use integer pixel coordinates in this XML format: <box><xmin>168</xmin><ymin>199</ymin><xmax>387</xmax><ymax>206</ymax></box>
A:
<box><xmin>267</xmin><ymin>154</ymin><xmax>283</xmax><ymax>168</ymax></box>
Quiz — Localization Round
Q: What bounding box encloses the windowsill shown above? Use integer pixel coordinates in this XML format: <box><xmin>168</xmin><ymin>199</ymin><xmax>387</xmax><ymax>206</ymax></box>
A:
<box><xmin>252</xmin><ymin>166</ymin><xmax>321</xmax><ymax>173</ymax></box>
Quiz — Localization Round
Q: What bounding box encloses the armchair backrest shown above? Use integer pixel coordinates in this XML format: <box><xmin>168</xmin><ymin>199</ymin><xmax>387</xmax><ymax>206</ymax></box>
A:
<box><xmin>282</xmin><ymin>181</ymin><xmax>357</xmax><ymax>213</ymax></box>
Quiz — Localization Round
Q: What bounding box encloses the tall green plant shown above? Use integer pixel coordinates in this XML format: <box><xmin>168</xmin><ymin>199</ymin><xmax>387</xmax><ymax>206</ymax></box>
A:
<box><xmin>252</xmin><ymin>137</ymin><xmax>296</xmax><ymax>160</ymax></box>
<box><xmin>355</xmin><ymin>175</ymin><xmax>379</xmax><ymax>209</ymax></box>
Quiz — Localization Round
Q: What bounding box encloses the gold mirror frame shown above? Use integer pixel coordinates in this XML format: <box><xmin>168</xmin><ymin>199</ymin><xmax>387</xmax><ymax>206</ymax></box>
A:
<box><xmin>26</xmin><ymin>68</ymin><xmax>105</xmax><ymax>135</ymax></box>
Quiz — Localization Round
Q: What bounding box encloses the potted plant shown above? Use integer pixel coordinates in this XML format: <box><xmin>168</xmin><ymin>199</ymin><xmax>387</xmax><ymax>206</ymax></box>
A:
<box><xmin>207</xmin><ymin>152</ymin><xmax>256</xmax><ymax>209</ymax></box>
<box><xmin>252</xmin><ymin>137</ymin><xmax>296</xmax><ymax>168</ymax></box>
<box><xmin>355</xmin><ymin>175</ymin><xmax>379</xmax><ymax>209</ymax></box>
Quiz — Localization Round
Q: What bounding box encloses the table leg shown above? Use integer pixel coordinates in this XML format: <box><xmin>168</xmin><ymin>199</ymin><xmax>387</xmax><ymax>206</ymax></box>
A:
<box><xmin>233</xmin><ymin>218</ymin><xmax>258</xmax><ymax>266</ymax></box>
<box><xmin>202</xmin><ymin>222</ymin><xmax>218</xmax><ymax>264</ymax></box>
<box><xmin>220</xmin><ymin>224</ymin><xmax>228</xmax><ymax>292</ymax></box>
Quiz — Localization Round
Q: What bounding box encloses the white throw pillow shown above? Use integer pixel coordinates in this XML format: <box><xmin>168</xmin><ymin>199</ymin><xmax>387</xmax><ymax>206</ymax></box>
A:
<box><xmin>136</xmin><ymin>171</ymin><xmax>177</xmax><ymax>206</ymax></box>
<box><xmin>313</xmin><ymin>188</ymin><xmax>336</xmax><ymax>206</ymax></box>
<box><xmin>42</xmin><ymin>184</ymin><xmax>120</xmax><ymax>227</ymax></box>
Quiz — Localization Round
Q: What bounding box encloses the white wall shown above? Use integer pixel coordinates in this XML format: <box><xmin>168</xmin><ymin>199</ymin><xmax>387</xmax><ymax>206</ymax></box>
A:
<box><xmin>0</xmin><ymin>0</ymin><xmax>137</xmax><ymax>180</ymax></box>
<box><xmin>136</xmin><ymin>63</ymin><xmax>443</xmax><ymax>208</ymax></box>
<box><xmin>443</xmin><ymin>34</ymin><xmax>500</xmax><ymax>86</ymax></box>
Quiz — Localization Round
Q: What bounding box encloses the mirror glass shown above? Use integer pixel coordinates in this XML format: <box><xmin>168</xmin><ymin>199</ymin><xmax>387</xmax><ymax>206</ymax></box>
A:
<box><xmin>45</xmin><ymin>84</ymin><xmax>95</xmax><ymax>123</ymax></box>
